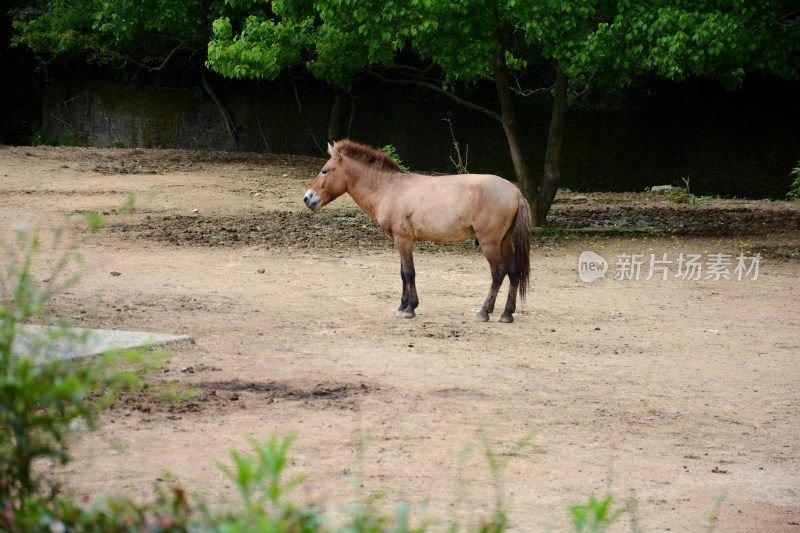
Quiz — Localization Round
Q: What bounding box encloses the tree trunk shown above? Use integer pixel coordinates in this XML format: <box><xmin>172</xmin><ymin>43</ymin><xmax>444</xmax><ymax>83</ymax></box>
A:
<box><xmin>491</xmin><ymin>35</ymin><xmax>537</xmax><ymax>213</ymax></box>
<box><xmin>327</xmin><ymin>81</ymin><xmax>352</xmax><ymax>141</ymax></box>
<box><xmin>201</xmin><ymin>69</ymin><xmax>238</xmax><ymax>149</ymax></box>
<box><xmin>535</xmin><ymin>63</ymin><xmax>569</xmax><ymax>226</ymax></box>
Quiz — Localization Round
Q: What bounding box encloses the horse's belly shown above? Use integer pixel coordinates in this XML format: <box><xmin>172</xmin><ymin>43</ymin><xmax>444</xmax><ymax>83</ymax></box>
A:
<box><xmin>412</xmin><ymin>214</ymin><xmax>475</xmax><ymax>243</ymax></box>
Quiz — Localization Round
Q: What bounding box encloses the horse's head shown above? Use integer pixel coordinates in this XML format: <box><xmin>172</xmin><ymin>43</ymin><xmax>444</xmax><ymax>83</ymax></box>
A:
<box><xmin>303</xmin><ymin>143</ymin><xmax>347</xmax><ymax>212</ymax></box>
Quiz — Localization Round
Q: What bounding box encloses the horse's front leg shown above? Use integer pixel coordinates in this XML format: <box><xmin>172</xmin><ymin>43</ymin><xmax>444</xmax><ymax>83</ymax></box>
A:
<box><xmin>397</xmin><ymin>266</ymin><xmax>409</xmax><ymax>315</ymax></box>
<box><xmin>395</xmin><ymin>237</ymin><xmax>418</xmax><ymax>318</ymax></box>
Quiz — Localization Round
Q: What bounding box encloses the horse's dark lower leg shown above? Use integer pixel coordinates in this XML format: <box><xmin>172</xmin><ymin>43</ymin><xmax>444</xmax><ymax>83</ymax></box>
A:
<box><xmin>497</xmin><ymin>243</ymin><xmax>523</xmax><ymax>322</ymax></box>
<box><xmin>476</xmin><ymin>265</ymin><xmax>506</xmax><ymax>322</ymax></box>
<box><xmin>395</xmin><ymin>238</ymin><xmax>418</xmax><ymax>318</ymax></box>
<box><xmin>397</xmin><ymin>265</ymin><xmax>418</xmax><ymax>318</ymax></box>
<box><xmin>500</xmin><ymin>269</ymin><xmax>520</xmax><ymax>323</ymax></box>
<box><xmin>398</xmin><ymin>266</ymin><xmax>409</xmax><ymax>313</ymax></box>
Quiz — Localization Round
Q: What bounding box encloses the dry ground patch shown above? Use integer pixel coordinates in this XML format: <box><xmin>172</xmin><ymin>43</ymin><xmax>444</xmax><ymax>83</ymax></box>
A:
<box><xmin>1</xmin><ymin>146</ymin><xmax>799</xmax><ymax>531</ymax></box>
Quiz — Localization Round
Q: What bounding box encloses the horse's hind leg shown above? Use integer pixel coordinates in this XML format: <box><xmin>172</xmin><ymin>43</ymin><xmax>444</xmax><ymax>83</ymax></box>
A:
<box><xmin>476</xmin><ymin>239</ymin><xmax>507</xmax><ymax>322</ymax></box>
<box><xmin>499</xmin><ymin>254</ymin><xmax>520</xmax><ymax>323</ymax></box>
<box><xmin>476</xmin><ymin>263</ymin><xmax>506</xmax><ymax>322</ymax></box>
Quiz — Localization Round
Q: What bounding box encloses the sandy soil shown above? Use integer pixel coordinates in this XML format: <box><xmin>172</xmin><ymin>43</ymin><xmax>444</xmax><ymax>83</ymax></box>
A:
<box><xmin>1</xmin><ymin>145</ymin><xmax>799</xmax><ymax>531</ymax></box>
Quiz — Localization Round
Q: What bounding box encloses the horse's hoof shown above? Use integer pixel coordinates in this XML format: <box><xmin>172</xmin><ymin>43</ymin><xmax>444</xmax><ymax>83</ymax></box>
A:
<box><xmin>475</xmin><ymin>311</ymin><xmax>490</xmax><ymax>322</ymax></box>
<box><xmin>396</xmin><ymin>309</ymin><xmax>405</xmax><ymax>318</ymax></box>
<box><xmin>499</xmin><ymin>313</ymin><xmax>514</xmax><ymax>323</ymax></box>
<box><xmin>402</xmin><ymin>310</ymin><xmax>415</xmax><ymax>319</ymax></box>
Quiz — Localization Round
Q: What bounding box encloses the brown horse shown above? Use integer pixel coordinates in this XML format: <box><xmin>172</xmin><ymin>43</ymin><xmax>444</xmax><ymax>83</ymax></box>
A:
<box><xmin>304</xmin><ymin>140</ymin><xmax>531</xmax><ymax>323</ymax></box>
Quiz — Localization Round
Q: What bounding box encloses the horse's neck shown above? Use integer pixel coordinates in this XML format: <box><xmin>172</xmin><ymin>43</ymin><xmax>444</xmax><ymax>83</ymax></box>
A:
<box><xmin>344</xmin><ymin>162</ymin><xmax>397</xmax><ymax>219</ymax></box>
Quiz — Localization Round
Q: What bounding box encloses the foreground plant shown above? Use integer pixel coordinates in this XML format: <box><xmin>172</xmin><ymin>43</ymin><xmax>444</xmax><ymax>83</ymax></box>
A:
<box><xmin>568</xmin><ymin>493</ymin><xmax>624</xmax><ymax>533</ymax></box>
<box><xmin>0</xmin><ymin>231</ymin><xmax>141</xmax><ymax>504</ymax></box>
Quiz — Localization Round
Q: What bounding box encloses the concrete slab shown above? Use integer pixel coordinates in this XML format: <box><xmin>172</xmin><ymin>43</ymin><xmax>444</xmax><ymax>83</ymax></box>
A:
<box><xmin>14</xmin><ymin>324</ymin><xmax>194</xmax><ymax>362</ymax></box>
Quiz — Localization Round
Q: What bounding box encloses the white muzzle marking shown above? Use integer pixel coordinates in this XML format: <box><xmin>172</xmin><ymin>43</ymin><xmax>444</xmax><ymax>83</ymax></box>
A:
<box><xmin>303</xmin><ymin>190</ymin><xmax>321</xmax><ymax>212</ymax></box>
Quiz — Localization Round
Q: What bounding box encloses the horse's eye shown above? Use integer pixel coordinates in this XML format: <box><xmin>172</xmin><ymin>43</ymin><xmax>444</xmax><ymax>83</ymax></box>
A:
<box><xmin>321</xmin><ymin>170</ymin><xmax>329</xmax><ymax>176</ymax></box>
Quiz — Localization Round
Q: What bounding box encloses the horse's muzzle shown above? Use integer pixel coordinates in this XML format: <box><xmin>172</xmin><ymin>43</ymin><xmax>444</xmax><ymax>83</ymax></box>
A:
<box><xmin>303</xmin><ymin>190</ymin><xmax>321</xmax><ymax>212</ymax></box>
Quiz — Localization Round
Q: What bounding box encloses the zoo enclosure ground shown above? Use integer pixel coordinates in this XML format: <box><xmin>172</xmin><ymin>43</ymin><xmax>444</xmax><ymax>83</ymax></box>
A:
<box><xmin>1</xmin><ymin>145</ymin><xmax>798</xmax><ymax>531</ymax></box>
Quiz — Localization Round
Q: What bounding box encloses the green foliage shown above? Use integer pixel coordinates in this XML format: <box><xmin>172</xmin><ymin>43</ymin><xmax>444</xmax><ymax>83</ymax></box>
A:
<box><xmin>662</xmin><ymin>187</ymin><xmax>693</xmax><ymax>204</ymax></box>
<box><xmin>2</xmin><ymin>485</ymin><xmax>193</xmax><ymax>532</ymax></box>
<box><xmin>0</xmin><ymin>231</ymin><xmax>141</xmax><ymax>504</ymax></box>
<box><xmin>787</xmin><ymin>163</ymin><xmax>800</xmax><ymax>201</ymax></box>
<box><xmin>575</xmin><ymin>1</ymin><xmax>800</xmax><ymax>90</ymax></box>
<box><xmin>121</xmin><ymin>193</ymin><xmax>137</xmax><ymax>214</ymax></box>
<box><xmin>31</xmin><ymin>127</ymin><xmax>85</xmax><ymax>147</ymax></box>
<box><xmin>207</xmin><ymin>0</ymin><xmax>410</xmax><ymax>88</ymax></box>
<box><xmin>568</xmin><ymin>493</ymin><xmax>624</xmax><ymax>533</ymax></box>
<box><xmin>380</xmin><ymin>145</ymin><xmax>409</xmax><ymax>172</ymax></box>
<box><xmin>10</xmin><ymin>0</ymin><xmax>258</xmax><ymax>73</ymax></box>
<box><xmin>213</xmin><ymin>434</ymin><xmax>323</xmax><ymax>532</ymax></box>
<box><xmin>1</xmin><ymin>432</ymin><xmax>529</xmax><ymax>532</ymax></box>
<box><xmin>406</xmin><ymin>1</ymin><xmax>504</xmax><ymax>85</ymax></box>
<box><xmin>407</xmin><ymin>0</ymin><xmax>800</xmax><ymax>100</ymax></box>
<box><xmin>85</xmin><ymin>211</ymin><xmax>106</xmax><ymax>230</ymax></box>
<box><xmin>157</xmin><ymin>381</ymin><xmax>201</xmax><ymax>405</ymax></box>
<box><xmin>207</xmin><ymin>14</ymin><xmax>313</xmax><ymax>81</ymax></box>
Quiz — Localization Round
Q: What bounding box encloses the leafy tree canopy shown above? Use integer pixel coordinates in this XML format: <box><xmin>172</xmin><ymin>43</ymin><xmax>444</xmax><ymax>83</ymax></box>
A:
<box><xmin>207</xmin><ymin>0</ymin><xmax>412</xmax><ymax>88</ymax></box>
<box><xmin>577</xmin><ymin>1</ymin><xmax>800</xmax><ymax>90</ymax></box>
<box><xmin>11</xmin><ymin>0</ymin><xmax>260</xmax><ymax>72</ymax></box>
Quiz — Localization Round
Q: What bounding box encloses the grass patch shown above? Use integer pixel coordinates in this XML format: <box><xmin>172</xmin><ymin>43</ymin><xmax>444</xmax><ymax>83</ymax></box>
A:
<box><xmin>761</xmin><ymin>246</ymin><xmax>800</xmax><ymax>261</ymax></box>
<box><xmin>594</xmin><ymin>197</ymin><xmax>633</xmax><ymax>204</ymax></box>
<box><xmin>31</xmin><ymin>127</ymin><xmax>86</xmax><ymax>147</ymax></box>
<box><xmin>156</xmin><ymin>381</ymin><xmax>202</xmax><ymax>405</ymax></box>
<box><xmin>533</xmin><ymin>226</ymin><xmax>658</xmax><ymax>238</ymax></box>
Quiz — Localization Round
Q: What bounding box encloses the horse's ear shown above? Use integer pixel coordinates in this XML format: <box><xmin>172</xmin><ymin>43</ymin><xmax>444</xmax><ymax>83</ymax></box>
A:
<box><xmin>328</xmin><ymin>142</ymin><xmax>341</xmax><ymax>161</ymax></box>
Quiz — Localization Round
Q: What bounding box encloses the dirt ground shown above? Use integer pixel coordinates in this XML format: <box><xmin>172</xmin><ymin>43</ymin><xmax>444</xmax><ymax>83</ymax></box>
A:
<box><xmin>1</xmin><ymin>145</ymin><xmax>799</xmax><ymax>531</ymax></box>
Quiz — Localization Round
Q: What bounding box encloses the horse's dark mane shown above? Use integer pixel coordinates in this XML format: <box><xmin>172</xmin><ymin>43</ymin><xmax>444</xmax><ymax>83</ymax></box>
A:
<box><xmin>335</xmin><ymin>139</ymin><xmax>404</xmax><ymax>173</ymax></box>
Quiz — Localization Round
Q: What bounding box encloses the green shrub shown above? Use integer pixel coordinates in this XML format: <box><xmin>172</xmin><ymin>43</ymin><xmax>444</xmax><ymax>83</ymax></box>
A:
<box><xmin>381</xmin><ymin>145</ymin><xmax>410</xmax><ymax>172</ymax></box>
<box><xmin>30</xmin><ymin>126</ymin><xmax>86</xmax><ymax>147</ymax></box>
<box><xmin>662</xmin><ymin>186</ymin><xmax>693</xmax><ymax>204</ymax></box>
<box><xmin>787</xmin><ymin>162</ymin><xmax>800</xmax><ymax>201</ymax></box>
<box><xmin>2</xmin><ymin>487</ymin><xmax>193</xmax><ymax>533</ymax></box>
<box><xmin>0</xmin><ymin>231</ymin><xmax>140</xmax><ymax>504</ymax></box>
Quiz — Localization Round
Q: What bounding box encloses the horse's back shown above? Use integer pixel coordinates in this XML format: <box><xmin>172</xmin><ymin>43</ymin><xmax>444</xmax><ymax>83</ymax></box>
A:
<box><xmin>407</xmin><ymin>172</ymin><xmax>520</xmax><ymax>203</ymax></box>
<box><xmin>465</xmin><ymin>173</ymin><xmax>522</xmax><ymax>203</ymax></box>
<box><xmin>386</xmin><ymin>173</ymin><xmax>520</xmax><ymax>244</ymax></box>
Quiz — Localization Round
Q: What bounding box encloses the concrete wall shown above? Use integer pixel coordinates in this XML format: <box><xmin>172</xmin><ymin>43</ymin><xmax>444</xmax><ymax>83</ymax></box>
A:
<box><xmin>42</xmin><ymin>80</ymin><xmax>800</xmax><ymax>198</ymax></box>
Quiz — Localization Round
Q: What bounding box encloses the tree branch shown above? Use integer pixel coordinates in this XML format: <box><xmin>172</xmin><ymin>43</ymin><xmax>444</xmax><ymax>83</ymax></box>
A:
<box><xmin>284</xmin><ymin>75</ymin><xmax>325</xmax><ymax>155</ymax></box>
<box><xmin>125</xmin><ymin>40</ymin><xmax>185</xmax><ymax>72</ymax></box>
<box><xmin>201</xmin><ymin>69</ymin><xmax>238</xmax><ymax>148</ymax></box>
<box><xmin>567</xmin><ymin>70</ymin><xmax>598</xmax><ymax>107</ymax></box>
<box><xmin>511</xmin><ymin>84</ymin><xmax>555</xmax><ymax>97</ymax></box>
<box><xmin>365</xmin><ymin>70</ymin><xmax>502</xmax><ymax>124</ymax></box>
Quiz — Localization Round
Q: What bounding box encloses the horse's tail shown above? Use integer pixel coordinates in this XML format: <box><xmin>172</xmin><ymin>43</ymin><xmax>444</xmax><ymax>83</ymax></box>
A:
<box><xmin>513</xmin><ymin>195</ymin><xmax>532</xmax><ymax>302</ymax></box>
